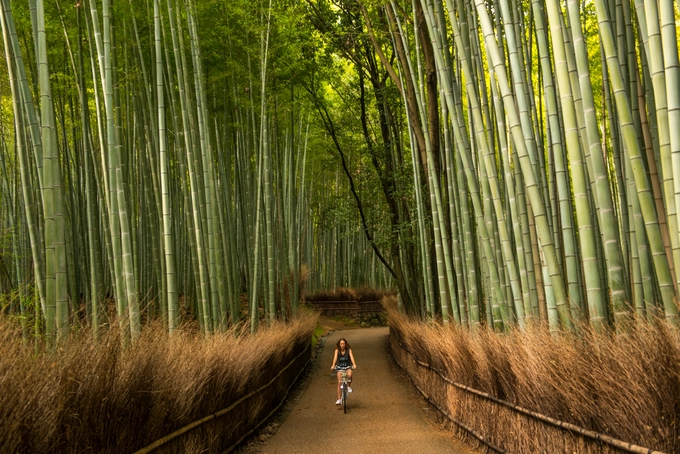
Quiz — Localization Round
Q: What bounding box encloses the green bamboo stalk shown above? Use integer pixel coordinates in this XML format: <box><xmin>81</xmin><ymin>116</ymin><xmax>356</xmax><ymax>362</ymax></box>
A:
<box><xmin>0</xmin><ymin>0</ymin><xmax>47</xmax><ymax>323</ymax></box>
<box><xmin>640</xmin><ymin>0</ymin><xmax>680</xmax><ymax>295</ymax></box>
<box><xmin>89</xmin><ymin>0</ymin><xmax>129</xmax><ymax>338</ymax></box>
<box><xmin>33</xmin><ymin>0</ymin><xmax>69</xmax><ymax>342</ymax></box>
<box><xmin>434</xmin><ymin>0</ymin><xmax>525</xmax><ymax>326</ymax></box>
<box><xmin>388</xmin><ymin>2</ymin><xmax>435</xmax><ymax>317</ymax></box>
<box><xmin>594</xmin><ymin>0</ymin><xmax>678</xmax><ymax>324</ymax></box>
<box><xmin>155</xmin><ymin>0</ymin><xmax>178</xmax><ymax>331</ymax></box>
<box><xmin>545</xmin><ymin>0</ymin><xmax>600</xmax><ymax>325</ymax></box>
<box><xmin>474</xmin><ymin>0</ymin><xmax>571</xmax><ymax>328</ymax></box>
<box><xmin>76</xmin><ymin>2</ymin><xmax>103</xmax><ymax>336</ymax></box>
<box><xmin>565</xmin><ymin>0</ymin><xmax>629</xmax><ymax>327</ymax></box>
<box><xmin>661</xmin><ymin>2</ymin><xmax>680</xmax><ymax>272</ymax></box>
<box><xmin>186</xmin><ymin>0</ymin><xmax>224</xmax><ymax>330</ymax></box>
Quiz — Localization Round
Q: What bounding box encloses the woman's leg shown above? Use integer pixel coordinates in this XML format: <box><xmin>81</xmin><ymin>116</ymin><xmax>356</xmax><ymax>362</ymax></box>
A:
<box><xmin>347</xmin><ymin>369</ymin><xmax>353</xmax><ymax>386</ymax></box>
<box><xmin>336</xmin><ymin>371</ymin><xmax>342</xmax><ymax>399</ymax></box>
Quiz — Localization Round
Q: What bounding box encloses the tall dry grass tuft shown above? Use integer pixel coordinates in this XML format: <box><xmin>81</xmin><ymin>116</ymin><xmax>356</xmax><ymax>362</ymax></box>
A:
<box><xmin>383</xmin><ymin>295</ymin><xmax>680</xmax><ymax>451</ymax></box>
<box><xmin>297</xmin><ymin>264</ymin><xmax>310</xmax><ymax>295</ymax></box>
<box><xmin>281</xmin><ymin>265</ymin><xmax>310</xmax><ymax>317</ymax></box>
<box><xmin>0</xmin><ymin>312</ymin><xmax>317</xmax><ymax>453</ymax></box>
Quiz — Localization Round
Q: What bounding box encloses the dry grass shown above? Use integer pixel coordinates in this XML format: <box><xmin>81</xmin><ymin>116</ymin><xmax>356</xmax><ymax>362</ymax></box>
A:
<box><xmin>384</xmin><ymin>296</ymin><xmax>680</xmax><ymax>452</ymax></box>
<box><xmin>304</xmin><ymin>286</ymin><xmax>395</xmax><ymax>302</ymax></box>
<box><xmin>0</xmin><ymin>313</ymin><xmax>317</xmax><ymax>453</ymax></box>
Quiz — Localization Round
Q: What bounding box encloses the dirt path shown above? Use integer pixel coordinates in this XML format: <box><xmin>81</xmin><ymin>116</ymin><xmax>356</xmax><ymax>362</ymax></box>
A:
<box><xmin>260</xmin><ymin>327</ymin><xmax>477</xmax><ymax>454</ymax></box>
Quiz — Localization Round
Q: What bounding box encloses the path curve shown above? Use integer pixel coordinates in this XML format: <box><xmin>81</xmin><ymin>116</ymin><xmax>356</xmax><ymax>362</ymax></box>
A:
<box><xmin>261</xmin><ymin>327</ymin><xmax>476</xmax><ymax>453</ymax></box>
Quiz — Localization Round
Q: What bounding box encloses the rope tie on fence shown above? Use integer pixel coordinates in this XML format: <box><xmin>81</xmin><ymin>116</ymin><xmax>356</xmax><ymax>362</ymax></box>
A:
<box><xmin>391</xmin><ymin>334</ymin><xmax>664</xmax><ymax>454</ymax></box>
<box><xmin>134</xmin><ymin>342</ymin><xmax>311</xmax><ymax>454</ymax></box>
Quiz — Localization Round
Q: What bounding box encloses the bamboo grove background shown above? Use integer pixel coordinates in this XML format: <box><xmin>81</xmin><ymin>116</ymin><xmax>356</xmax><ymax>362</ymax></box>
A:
<box><xmin>302</xmin><ymin>0</ymin><xmax>680</xmax><ymax>333</ymax></box>
<box><xmin>0</xmin><ymin>0</ymin><xmax>391</xmax><ymax>346</ymax></box>
<box><xmin>1</xmin><ymin>0</ymin><xmax>680</xmax><ymax>343</ymax></box>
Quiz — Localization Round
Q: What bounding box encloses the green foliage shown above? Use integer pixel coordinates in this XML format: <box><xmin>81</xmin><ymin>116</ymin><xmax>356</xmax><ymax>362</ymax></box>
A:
<box><xmin>310</xmin><ymin>320</ymin><xmax>324</xmax><ymax>345</ymax></box>
<box><xmin>2</xmin><ymin>0</ymin><xmax>675</xmax><ymax>331</ymax></box>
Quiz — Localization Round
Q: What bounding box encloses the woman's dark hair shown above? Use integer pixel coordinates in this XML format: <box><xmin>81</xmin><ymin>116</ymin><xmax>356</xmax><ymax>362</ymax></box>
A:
<box><xmin>336</xmin><ymin>338</ymin><xmax>350</xmax><ymax>350</ymax></box>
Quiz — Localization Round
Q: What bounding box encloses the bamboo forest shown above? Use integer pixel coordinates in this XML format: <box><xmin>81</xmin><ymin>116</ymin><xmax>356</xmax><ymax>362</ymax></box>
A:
<box><xmin>1</xmin><ymin>0</ymin><xmax>680</xmax><ymax>452</ymax></box>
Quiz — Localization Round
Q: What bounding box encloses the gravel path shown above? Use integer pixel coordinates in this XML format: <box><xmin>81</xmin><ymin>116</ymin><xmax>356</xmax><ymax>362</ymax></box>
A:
<box><xmin>260</xmin><ymin>327</ymin><xmax>476</xmax><ymax>454</ymax></box>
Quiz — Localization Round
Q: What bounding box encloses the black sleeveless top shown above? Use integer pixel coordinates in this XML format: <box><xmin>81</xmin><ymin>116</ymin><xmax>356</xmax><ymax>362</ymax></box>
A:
<box><xmin>337</xmin><ymin>348</ymin><xmax>351</xmax><ymax>368</ymax></box>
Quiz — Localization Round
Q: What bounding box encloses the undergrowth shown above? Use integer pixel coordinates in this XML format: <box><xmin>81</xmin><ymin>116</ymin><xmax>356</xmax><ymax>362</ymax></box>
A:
<box><xmin>384</xmin><ymin>296</ymin><xmax>680</xmax><ymax>451</ymax></box>
<box><xmin>0</xmin><ymin>312</ymin><xmax>317</xmax><ymax>453</ymax></box>
<box><xmin>310</xmin><ymin>322</ymin><xmax>325</xmax><ymax>346</ymax></box>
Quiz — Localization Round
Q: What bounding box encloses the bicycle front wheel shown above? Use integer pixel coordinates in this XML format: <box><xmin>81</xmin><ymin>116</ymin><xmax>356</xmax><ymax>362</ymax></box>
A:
<box><xmin>342</xmin><ymin>385</ymin><xmax>347</xmax><ymax>414</ymax></box>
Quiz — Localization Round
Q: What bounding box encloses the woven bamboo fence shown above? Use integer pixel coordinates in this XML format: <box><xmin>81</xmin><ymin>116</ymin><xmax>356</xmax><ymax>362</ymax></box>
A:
<box><xmin>134</xmin><ymin>341</ymin><xmax>311</xmax><ymax>454</ymax></box>
<box><xmin>388</xmin><ymin>329</ymin><xmax>664</xmax><ymax>454</ymax></box>
<box><xmin>306</xmin><ymin>300</ymin><xmax>383</xmax><ymax>317</ymax></box>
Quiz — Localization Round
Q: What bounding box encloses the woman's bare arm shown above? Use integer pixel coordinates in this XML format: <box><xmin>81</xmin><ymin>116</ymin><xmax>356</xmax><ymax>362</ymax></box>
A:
<box><xmin>349</xmin><ymin>349</ymin><xmax>356</xmax><ymax>368</ymax></box>
<box><xmin>330</xmin><ymin>349</ymin><xmax>338</xmax><ymax>369</ymax></box>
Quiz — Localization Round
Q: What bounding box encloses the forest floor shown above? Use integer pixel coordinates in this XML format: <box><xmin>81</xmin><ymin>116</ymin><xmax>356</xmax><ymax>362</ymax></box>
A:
<box><xmin>234</xmin><ymin>318</ymin><xmax>478</xmax><ymax>453</ymax></box>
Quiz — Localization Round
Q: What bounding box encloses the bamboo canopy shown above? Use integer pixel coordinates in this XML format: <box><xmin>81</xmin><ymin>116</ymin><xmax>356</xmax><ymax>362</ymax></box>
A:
<box><xmin>0</xmin><ymin>0</ymin><xmax>679</xmax><ymax>341</ymax></box>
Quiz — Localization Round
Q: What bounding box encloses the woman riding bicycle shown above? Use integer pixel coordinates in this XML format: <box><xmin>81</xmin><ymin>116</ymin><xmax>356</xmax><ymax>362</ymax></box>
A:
<box><xmin>330</xmin><ymin>338</ymin><xmax>356</xmax><ymax>405</ymax></box>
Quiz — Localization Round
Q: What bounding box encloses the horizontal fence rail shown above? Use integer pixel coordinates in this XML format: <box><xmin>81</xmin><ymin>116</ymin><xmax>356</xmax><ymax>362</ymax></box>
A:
<box><xmin>305</xmin><ymin>300</ymin><xmax>383</xmax><ymax>316</ymax></box>
<box><xmin>389</xmin><ymin>331</ymin><xmax>664</xmax><ymax>454</ymax></box>
<box><xmin>134</xmin><ymin>342</ymin><xmax>312</xmax><ymax>454</ymax></box>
